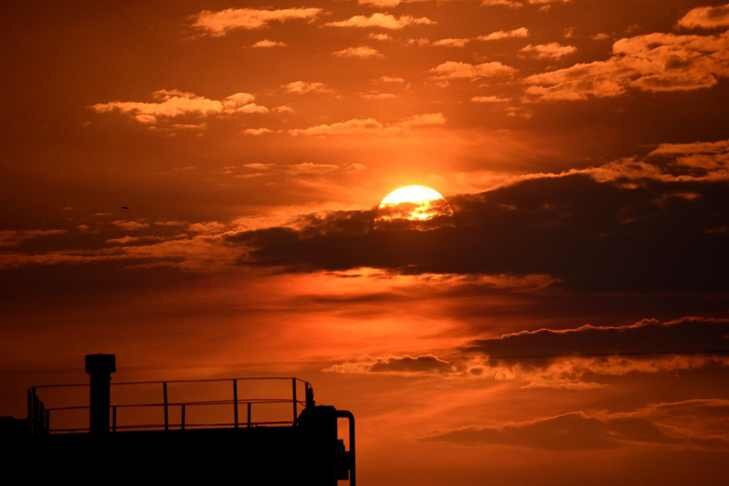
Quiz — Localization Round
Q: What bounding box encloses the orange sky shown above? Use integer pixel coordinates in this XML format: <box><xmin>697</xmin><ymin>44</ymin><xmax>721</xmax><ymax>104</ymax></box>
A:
<box><xmin>3</xmin><ymin>1</ymin><xmax>729</xmax><ymax>484</ymax></box>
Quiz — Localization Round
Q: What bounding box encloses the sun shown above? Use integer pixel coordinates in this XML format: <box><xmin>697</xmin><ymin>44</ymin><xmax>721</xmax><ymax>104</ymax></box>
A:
<box><xmin>377</xmin><ymin>184</ymin><xmax>454</xmax><ymax>223</ymax></box>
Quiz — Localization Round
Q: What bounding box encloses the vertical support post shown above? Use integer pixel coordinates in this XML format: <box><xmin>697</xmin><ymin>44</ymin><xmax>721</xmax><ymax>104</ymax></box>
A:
<box><xmin>233</xmin><ymin>379</ymin><xmax>239</xmax><ymax>429</ymax></box>
<box><xmin>181</xmin><ymin>404</ymin><xmax>186</xmax><ymax>431</ymax></box>
<box><xmin>292</xmin><ymin>378</ymin><xmax>298</xmax><ymax>426</ymax></box>
<box><xmin>35</xmin><ymin>401</ymin><xmax>44</xmax><ymax>434</ymax></box>
<box><xmin>85</xmin><ymin>354</ymin><xmax>116</xmax><ymax>434</ymax></box>
<box><xmin>44</xmin><ymin>409</ymin><xmax>50</xmax><ymax>435</ymax></box>
<box><xmin>247</xmin><ymin>402</ymin><xmax>252</xmax><ymax>428</ymax></box>
<box><xmin>27</xmin><ymin>388</ymin><xmax>35</xmax><ymax>435</ymax></box>
<box><xmin>163</xmin><ymin>382</ymin><xmax>169</xmax><ymax>432</ymax></box>
<box><xmin>336</xmin><ymin>410</ymin><xmax>357</xmax><ymax>486</ymax></box>
<box><xmin>112</xmin><ymin>406</ymin><xmax>117</xmax><ymax>433</ymax></box>
<box><xmin>305</xmin><ymin>383</ymin><xmax>315</xmax><ymax>410</ymax></box>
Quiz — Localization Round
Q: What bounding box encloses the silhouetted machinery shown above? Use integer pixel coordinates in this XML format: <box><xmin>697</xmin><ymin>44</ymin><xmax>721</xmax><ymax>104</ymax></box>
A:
<box><xmin>1</xmin><ymin>354</ymin><xmax>355</xmax><ymax>485</ymax></box>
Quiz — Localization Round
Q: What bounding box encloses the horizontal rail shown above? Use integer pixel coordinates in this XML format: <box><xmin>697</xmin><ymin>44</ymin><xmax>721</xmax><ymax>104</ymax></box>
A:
<box><xmin>30</xmin><ymin>376</ymin><xmax>313</xmax><ymax>435</ymax></box>
<box><xmin>47</xmin><ymin>399</ymin><xmax>306</xmax><ymax>413</ymax></box>
<box><xmin>50</xmin><ymin>421</ymin><xmax>294</xmax><ymax>434</ymax></box>
<box><xmin>34</xmin><ymin>377</ymin><xmax>311</xmax><ymax>390</ymax></box>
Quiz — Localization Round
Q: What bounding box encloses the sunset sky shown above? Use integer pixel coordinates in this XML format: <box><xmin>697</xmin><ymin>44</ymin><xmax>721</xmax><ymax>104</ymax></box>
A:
<box><xmin>3</xmin><ymin>0</ymin><xmax>729</xmax><ymax>484</ymax></box>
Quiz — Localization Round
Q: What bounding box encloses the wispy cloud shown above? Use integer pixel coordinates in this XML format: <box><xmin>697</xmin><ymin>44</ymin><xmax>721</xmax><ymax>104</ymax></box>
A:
<box><xmin>678</xmin><ymin>4</ymin><xmax>729</xmax><ymax>30</ymax></box>
<box><xmin>192</xmin><ymin>7</ymin><xmax>323</xmax><ymax>36</ymax></box>
<box><xmin>521</xmin><ymin>42</ymin><xmax>577</xmax><ymax>59</ymax></box>
<box><xmin>428</xmin><ymin>399</ymin><xmax>729</xmax><ymax>450</ymax></box>
<box><xmin>251</xmin><ymin>39</ymin><xmax>286</xmax><ymax>48</ymax></box>
<box><xmin>289</xmin><ymin>112</ymin><xmax>445</xmax><ymax>136</ymax></box>
<box><xmin>332</xmin><ymin>46</ymin><xmax>384</xmax><ymax>59</ymax></box>
<box><xmin>0</xmin><ymin>229</ymin><xmax>67</xmax><ymax>248</ymax></box>
<box><xmin>525</xmin><ymin>31</ymin><xmax>729</xmax><ymax>101</ymax></box>
<box><xmin>477</xmin><ymin>27</ymin><xmax>529</xmax><ymax>41</ymax></box>
<box><xmin>91</xmin><ymin>90</ymin><xmax>268</xmax><ymax>126</ymax></box>
<box><xmin>327</xmin><ymin>13</ymin><xmax>435</xmax><ymax>30</ymax></box>
<box><xmin>430</xmin><ymin>61</ymin><xmax>517</xmax><ymax>81</ymax></box>
<box><xmin>282</xmin><ymin>81</ymin><xmax>333</xmax><ymax>95</ymax></box>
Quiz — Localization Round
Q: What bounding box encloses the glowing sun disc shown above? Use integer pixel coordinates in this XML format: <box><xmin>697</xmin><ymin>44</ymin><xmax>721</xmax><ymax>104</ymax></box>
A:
<box><xmin>378</xmin><ymin>184</ymin><xmax>454</xmax><ymax>222</ymax></box>
<box><xmin>380</xmin><ymin>185</ymin><xmax>446</xmax><ymax>207</ymax></box>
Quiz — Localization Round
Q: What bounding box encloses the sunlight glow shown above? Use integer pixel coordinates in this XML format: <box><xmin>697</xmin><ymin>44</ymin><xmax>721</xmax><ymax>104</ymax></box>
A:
<box><xmin>378</xmin><ymin>185</ymin><xmax>453</xmax><ymax>222</ymax></box>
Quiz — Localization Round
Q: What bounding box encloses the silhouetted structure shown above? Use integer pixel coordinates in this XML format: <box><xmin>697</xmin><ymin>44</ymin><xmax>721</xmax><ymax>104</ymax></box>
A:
<box><xmin>0</xmin><ymin>354</ymin><xmax>355</xmax><ymax>485</ymax></box>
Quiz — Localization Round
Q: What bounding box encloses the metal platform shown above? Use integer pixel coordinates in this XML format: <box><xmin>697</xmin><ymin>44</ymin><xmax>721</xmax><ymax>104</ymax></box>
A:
<box><xmin>3</xmin><ymin>354</ymin><xmax>356</xmax><ymax>486</ymax></box>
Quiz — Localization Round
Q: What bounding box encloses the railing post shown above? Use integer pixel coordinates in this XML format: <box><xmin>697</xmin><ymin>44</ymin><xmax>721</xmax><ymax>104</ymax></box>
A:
<box><xmin>247</xmin><ymin>402</ymin><xmax>252</xmax><ymax>428</ymax></box>
<box><xmin>292</xmin><ymin>378</ymin><xmax>297</xmax><ymax>426</ymax></box>
<box><xmin>181</xmin><ymin>404</ymin><xmax>186</xmax><ymax>431</ymax></box>
<box><xmin>163</xmin><ymin>382</ymin><xmax>169</xmax><ymax>432</ymax></box>
<box><xmin>27</xmin><ymin>388</ymin><xmax>35</xmax><ymax>435</ymax></box>
<box><xmin>112</xmin><ymin>406</ymin><xmax>117</xmax><ymax>433</ymax></box>
<box><xmin>233</xmin><ymin>379</ymin><xmax>239</xmax><ymax>429</ymax></box>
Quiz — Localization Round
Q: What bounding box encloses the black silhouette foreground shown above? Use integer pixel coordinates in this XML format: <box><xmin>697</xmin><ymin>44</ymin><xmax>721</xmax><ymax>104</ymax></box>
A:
<box><xmin>0</xmin><ymin>354</ymin><xmax>355</xmax><ymax>485</ymax></box>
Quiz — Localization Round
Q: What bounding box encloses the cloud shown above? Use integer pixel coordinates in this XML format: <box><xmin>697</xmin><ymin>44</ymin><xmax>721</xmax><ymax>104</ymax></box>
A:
<box><xmin>370</xmin><ymin>355</ymin><xmax>453</xmax><ymax>374</ymax></box>
<box><xmin>242</xmin><ymin>128</ymin><xmax>275</xmax><ymax>136</ymax></box>
<box><xmin>369</xmin><ymin>32</ymin><xmax>392</xmax><ymax>41</ymax></box>
<box><xmin>327</xmin><ymin>355</ymin><xmax>455</xmax><ymax>375</ymax></box>
<box><xmin>427</xmin><ymin>399</ymin><xmax>729</xmax><ymax>450</ymax></box>
<box><xmin>325</xmin><ymin>314</ymin><xmax>729</xmax><ymax>389</ymax></box>
<box><xmin>378</xmin><ymin>76</ymin><xmax>406</xmax><ymax>83</ymax></box>
<box><xmin>407</xmin><ymin>37</ymin><xmax>431</xmax><ymax>47</ymax></box>
<box><xmin>251</xmin><ymin>39</ymin><xmax>286</xmax><ymax>48</ymax></box>
<box><xmin>520</xmin><ymin>42</ymin><xmax>577</xmax><ymax>60</ymax></box>
<box><xmin>647</xmin><ymin>139</ymin><xmax>729</xmax><ymax>173</ymax></box>
<box><xmin>273</xmin><ymin>105</ymin><xmax>295</xmax><ymax>114</ymax></box>
<box><xmin>91</xmin><ymin>90</ymin><xmax>268</xmax><ymax>126</ymax></box>
<box><xmin>282</xmin><ymin>81</ymin><xmax>333</xmax><ymax>94</ymax></box>
<box><xmin>0</xmin><ymin>230</ymin><xmax>239</xmax><ymax>272</ymax></box>
<box><xmin>464</xmin><ymin>317</ymin><xmax>729</xmax><ymax>361</ymax></box>
<box><xmin>332</xmin><ymin>46</ymin><xmax>384</xmax><ymax>59</ymax></box>
<box><xmin>482</xmin><ymin>0</ymin><xmax>572</xmax><ymax>7</ymax></box>
<box><xmin>527</xmin><ymin>0</ymin><xmax>572</xmax><ymax>6</ymax></box>
<box><xmin>111</xmin><ymin>220</ymin><xmax>150</xmax><ymax>231</ymax></box>
<box><xmin>187</xmin><ymin>221</ymin><xmax>227</xmax><ymax>234</ymax></box>
<box><xmin>678</xmin><ymin>4</ymin><xmax>729</xmax><ymax>30</ymax></box>
<box><xmin>0</xmin><ymin>229</ymin><xmax>67</xmax><ymax>248</ymax></box>
<box><xmin>192</xmin><ymin>7</ymin><xmax>323</xmax><ymax>36</ymax></box>
<box><xmin>360</xmin><ymin>92</ymin><xmax>397</xmax><ymax>100</ymax></box>
<box><xmin>0</xmin><ymin>251</ymin><xmax>130</xmax><ymax>269</ymax></box>
<box><xmin>226</xmin><ymin>139</ymin><xmax>729</xmax><ymax>291</ymax></box>
<box><xmin>289</xmin><ymin>118</ymin><xmax>384</xmax><ymax>136</ymax></box>
<box><xmin>650</xmin><ymin>139</ymin><xmax>729</xmax><ymax>156</ymax></box>
<box><xmin>327</xmin><ymin>13</ymin><xmax>435</xmax><ymax>30</ymax></box>
<box><xmin>453</xmin><ymin>316</ymin><xmax>729</xmax><ymax>388</ymax></box>
<box><xmin>396</xmin><ymin>112</ymin><xmax>446</xmax><ymax>127</ymax></box>
<box><xmin>155</xmin><ymin>221</ymin><xmax>187</xmax><ymax>227</ymax></box>
<box><xmin>525</xmin><ymin>31</ymin><xmax>729</xmax><ymax>101</ymax></box>
<box><xmin>481</xmin><ymin>0</ymin><xmax>524</xmax><ymax>7</ymax></box>
<box><xmin>426</xmin><ymin>28</ymin><xmax>528</xmax><ymax>48</ymax></box>
<box><xmin>359</xmin><ymin>0</ymin><xmax>404</xmax><ymax>7</ymax></box>
<box><xmin>106</xmin><ymin>235</ymin><xmax>165</xmax><ymax>246</ymax></box>
<box><xmin>432</xmin><ymin>38</ymin><xmax>471</xmax><ymax>47</ymax></box>
<box><xmin>471</xmin><ymin>96</ymin><xmax>511</xmax><ymax>103</ymax></box>
<box><xmin>288</xmin><ymin>112</ymin><xmax>445</xmax><ymax>136</ymax></box>
<box><xmin>430</xmin><ymin>61</ymin><xmax>517</xmax><ymax>81</ymax></box>
<box><xmin>476</xmin><ymin>27</ymin><xmax>529</xmax><ymax>41</ymax></box>
<box><xmin>287</xmin><ymin>162</ymin><xmax>342</xmax><ymax>175</ymax></box>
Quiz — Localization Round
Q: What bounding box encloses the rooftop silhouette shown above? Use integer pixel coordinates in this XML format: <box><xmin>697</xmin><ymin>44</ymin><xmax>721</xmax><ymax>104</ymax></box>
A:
<box><xmin>0</xmin><ymin>354</ymin><xmax>355</xmax><ymax>485</ymax></box>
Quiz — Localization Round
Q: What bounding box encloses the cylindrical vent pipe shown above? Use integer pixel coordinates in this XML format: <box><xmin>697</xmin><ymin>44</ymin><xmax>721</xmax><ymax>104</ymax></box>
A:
<box><xmin>84</xmin><ymin>354</ymin><xmax>116</xmax><ymax>434</ymax></box>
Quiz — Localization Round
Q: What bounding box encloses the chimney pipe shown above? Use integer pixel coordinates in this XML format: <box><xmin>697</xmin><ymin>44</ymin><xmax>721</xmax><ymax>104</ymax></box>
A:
<box><xmin>85</xmin><ymin>354</ymin><xmax>116</xmax><ymax>434</ymax></box>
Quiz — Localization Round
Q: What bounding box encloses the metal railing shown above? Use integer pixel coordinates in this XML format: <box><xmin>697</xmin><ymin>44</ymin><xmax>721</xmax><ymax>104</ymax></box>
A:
<box><xmin>28</xmin><ymin>377</ymin><xmax>312</xmax><ymax>435</ymax></box>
